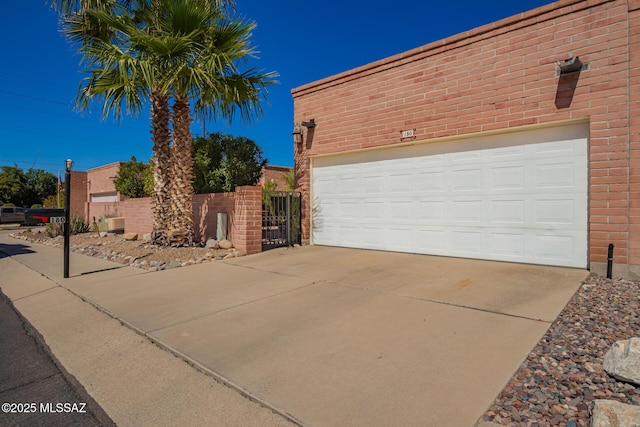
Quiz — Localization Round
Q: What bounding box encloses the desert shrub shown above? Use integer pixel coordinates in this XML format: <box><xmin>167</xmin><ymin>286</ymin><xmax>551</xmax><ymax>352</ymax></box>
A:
<box><xmin>46</xmin><ymin>215</ymin><xmax>91</xmax><ymax>237</ymax></box>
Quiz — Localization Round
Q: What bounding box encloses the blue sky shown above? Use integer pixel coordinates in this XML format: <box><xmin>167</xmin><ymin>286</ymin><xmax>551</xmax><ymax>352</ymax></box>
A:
<box><xmin>1</xmin><ymin>1</ymin><xmax>553</xmax><ymax>175</ymax></box>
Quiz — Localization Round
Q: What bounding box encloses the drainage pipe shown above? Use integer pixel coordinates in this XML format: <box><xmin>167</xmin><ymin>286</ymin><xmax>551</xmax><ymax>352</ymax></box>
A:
<box><xmin>607</xmin><ymin>243</ymin><xmax>614</xmax><ymax>279</ymax></box>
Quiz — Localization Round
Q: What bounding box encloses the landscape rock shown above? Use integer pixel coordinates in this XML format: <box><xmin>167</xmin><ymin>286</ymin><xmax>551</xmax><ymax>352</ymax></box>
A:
<box><xmin>99</xmin><ymin>231</ymin><xmax>108</xmax><ymax>237</ymax></box>
<box><xmin>223</xmin><ymin>253</ymin><xmax>235</xmax><ymax>260</ymax></box>
<box><xmin>590</xmin><ymin>400</ymin><xmax>640</xmax><ymax>427</ymax></box>
<box><xmin>205</xmin><ymin>239</ymin><xmax>219</xmax><ymax>249</ymax></box>
<box><xmin>604</xmin><ymin>338</ymin><xmax>640</xmax><ymax>385</ymax></box>
<box><xmin>123</xmin><ymin>232</ymin><xmax>138</xmax><ymax>241</ymax></box>
<box><xmin>165</xmin><ymin>261</ymin><xmax>182</xmax><ymax>269</ymax></box>
<box><xmin>219</xmin><ymin>239</ymin><xmax>233</xmax><ymax>249</ymax></box>
<box><xmin>142</xmin><ymin>233</ymin><xmax>152</xmax><ymax>242</ymax></box>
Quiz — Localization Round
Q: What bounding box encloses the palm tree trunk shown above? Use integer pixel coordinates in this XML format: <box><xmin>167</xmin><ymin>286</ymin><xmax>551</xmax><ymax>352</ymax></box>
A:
<box><xmin>169</xmin><ymin>96</ymin><xmax>195</xmax><ymax>246</ymax></box>
<box><xmin>150</xmin><ymin>90</ymin><xmax>172</xmax><ymax>245</ymax></box>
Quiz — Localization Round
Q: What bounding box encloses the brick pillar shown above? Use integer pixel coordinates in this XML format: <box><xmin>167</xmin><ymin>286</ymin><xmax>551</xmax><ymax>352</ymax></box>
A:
<box><xmin>69</xmin><ymin>171</ymin><xmax>88</xmax><ymax>220</ymax></box>
<box><xmin>232</xmin><ymin>186</ymin><xmax>262</xmax><ymax>255</ymax></box>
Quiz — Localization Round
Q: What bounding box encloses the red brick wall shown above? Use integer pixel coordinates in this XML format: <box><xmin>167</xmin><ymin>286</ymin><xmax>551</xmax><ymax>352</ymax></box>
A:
<box><xmin>113</xmin><ymin>187</ymin><xmax>262</xmax><ymax>255</ymax></box>
<box><xmin>69</xmin><ymin>171</ymin><xmax>87</xmax><ymax>219</ymax></box>
<box><xmin>122</xmin><ymin>198</ymin><xmax>153</xmax><ymax>236</ymax></box>
<box><xmin>292</xmin><ymin>0</ymin><xmax>640</xmax><ymax>278</ymax></box>
<box><xmin>231</xmin><ymin>186</ymin><xmax>262</xmax><ymax>255</ymax></box>
<box><xmin>192</xmin><ymin>192</ymin><xmax>236</xmax><ymax>242</ymax></box>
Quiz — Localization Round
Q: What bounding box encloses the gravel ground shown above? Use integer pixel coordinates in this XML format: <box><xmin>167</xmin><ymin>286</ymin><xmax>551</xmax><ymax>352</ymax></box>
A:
<box><xmin>10</xmin><ymin>229</ymin><xmax>239</xmax><ymax>271</ymax></box>
<box><xmin>479</xmin><ymin>275</ymin><xmax>640</xmax><ymax>426</ymax></box>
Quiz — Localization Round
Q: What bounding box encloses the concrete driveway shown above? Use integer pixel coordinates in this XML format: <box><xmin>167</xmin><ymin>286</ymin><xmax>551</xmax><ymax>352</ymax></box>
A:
<box><xmin>0</xmin><ymin>236</ymin><xmax>587</xmax><ymax>426</ymax></box>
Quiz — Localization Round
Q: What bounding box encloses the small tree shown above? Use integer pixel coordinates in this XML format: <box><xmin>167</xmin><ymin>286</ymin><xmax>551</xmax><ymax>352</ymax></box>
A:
<box><xmin>143</xmin><ymin>163</ymin><xmax>154</xmax><ymax>197</ymax></box>
<box><xmin>24</xmin><ymin>169</ymin><xmax>57</xmax><ymax>207</ymax></box>
<box><xmin>0</xmin><ymin>166</ymin><xmax>27</xmax><ymax>206</ymax></box>
<box><xmin>262</xmin><ymin>179</ymin><xmax>277</xmax><ymax>211</ymax></box>
<box><xmin>282</xmin><ymin>169</ymin><xmax>295</xmax><ymax>192</ymax></box>
<box><xmin>114</xmin><ymin>156</ymin><xmax>151</xmax><ymax>198</ymax></box>
<box><xmin>43</xmin><ymin>193</ymin><xmax>63</xmax><ymax>208</ymax></box>
<box><xmin>193</xmin><ymin>133</ymin><xmax>268</xmax><ymax>194</ymax></box>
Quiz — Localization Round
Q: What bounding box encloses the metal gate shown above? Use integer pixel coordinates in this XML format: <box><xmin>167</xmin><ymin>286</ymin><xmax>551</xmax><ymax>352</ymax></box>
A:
<box><xmin>262</xmin><ymin>191</ymin><xmax>301</xmax><ymax>250</ymax></box>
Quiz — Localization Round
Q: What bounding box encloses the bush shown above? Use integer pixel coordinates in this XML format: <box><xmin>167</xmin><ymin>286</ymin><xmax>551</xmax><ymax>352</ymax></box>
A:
<box><xmin>114</xmin><ymin>156</ymin><xmax>151</xmax><ymax>198</ymax></box>
<box><xmin>43</xmin><ymin>194</ymin><xmax>61</xmax><ymax>208</ymax></box>
<box><xmin>46</xmin><ymin>215</ymin><xmax>91</xmax><ymax>237</ymax></box>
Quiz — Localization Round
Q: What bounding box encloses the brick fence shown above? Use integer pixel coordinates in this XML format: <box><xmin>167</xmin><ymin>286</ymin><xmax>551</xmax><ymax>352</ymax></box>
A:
<box><xmin>87</xmin><ymin>186</ymin><xmax>263</xmax><ymax>255</ymax></box>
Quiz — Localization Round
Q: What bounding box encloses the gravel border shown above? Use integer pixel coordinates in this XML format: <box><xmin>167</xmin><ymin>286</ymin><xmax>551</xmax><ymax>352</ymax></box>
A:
<box><xmin>478</xmin><ymin>275</ymin><xmax>640</xmax><ymax>426</ymax></box>
<box><xmin>10</xmin><ymin>231</ymin><xmax>239</xmax><ymax>271</ymax></box>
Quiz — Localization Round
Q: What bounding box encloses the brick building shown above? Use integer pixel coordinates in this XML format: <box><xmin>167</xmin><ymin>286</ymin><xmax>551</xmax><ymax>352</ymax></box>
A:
<box><xmin>292</xmin><ymin>0</ymin><xmax>640</xmax><ymax>278</ymax></box>
<box><xmin>85</xmin><ymin>162</ymin><xmax>125</xmax><ymax>222</ymax></box>
<box><xmin>259</xmin><ymin>165</ymin><xmax>293</xmax><ymax>190</ymax></box>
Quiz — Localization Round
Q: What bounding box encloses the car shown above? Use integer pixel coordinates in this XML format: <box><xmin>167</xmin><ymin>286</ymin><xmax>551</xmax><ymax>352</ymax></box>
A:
<box><xmin>23</xmin><ymin>208</ymin><xmax>66</xmax><ymax>226</ymax></box>
<box><xmin>0</xmin><ymin>207</ymin><xmax>26</xmax><ymax>224</ymax></box>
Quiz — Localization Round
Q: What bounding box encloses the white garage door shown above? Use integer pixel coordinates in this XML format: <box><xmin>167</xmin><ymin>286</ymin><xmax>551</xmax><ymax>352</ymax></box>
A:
<box><xmin>311</xmin><ymin>123</ymin><xmax>588</xmax><ymax>268</ymax></box>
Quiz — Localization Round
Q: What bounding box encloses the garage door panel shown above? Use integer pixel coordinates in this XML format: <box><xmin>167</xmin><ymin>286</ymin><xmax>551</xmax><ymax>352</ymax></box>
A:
<box><xmin>386</xmin><ymin>228</ymin><xmax>414</xmax><ymax>252</ymax></box>
<box><xmin>490</xmin><ymin>200</ymin><xmax>526</xmax><ymax>224</ymax></box>
<box><xmin>450</xmin><ymin>230</ymin><xmax>484</xmax><ymax>255</ymax></box>
<box><xmin>535</xmin><ymin>162</ymin><xmax>577</xmax><ymax>189</ymax></box>
<box><xmin>339</xmin><ymin>176</ymin><xmax>359</xmax><ymax>194</ymax></box>
<box><xmin>416</xmin><ymin>171</ymin><xmax>446</xmax><ymax>193</ymax></box>
<box><xmin>451</xmin><ymin>200</ymin><xmax>483</xmax><ymax>223</ymax></box>
<box><xmin>413</xmin><ymin>229</ymin><xmax>446</xmax><ymax>252</ymax></box>
<box><xmin>451</xmin><ymin>168</ymin><xmax>484</xmax><ymax>192</ymax></box>
<box><xmin>491</xmin><ymin>166</ymin><xmax>526</xmax><ymax>190</ymax></box>
<box><xmin>312</xmin><ymin>123</ymin><xmax>588</xmax><ymax>268</ymax></box>
<box><xmin>490</xmin><ymin>144</ymin><xmax>526</xmax><ymax>159</ymax></box>
<box><xmin>534</xmin><ymin>198</ymin><xmax>578</xmax><ymax>225</ymax></box>
<box><xmin>390</xmin><ymin>173</ymin><xmax>412</xmax><ymax>192</ymax></box>
<box><xmin>534</xmin><ymin>234</ymin><xmax>579</xmax><ymax>262</ymax></box>
<box><xmin>362</xmin><ymin>202</ymin><xmax>384</xmax><ymax>219</ymax></box>
<box><xmin>417</xmin><ymin>201</ymin><xmax>446</xmax><ymax>222</ymax></box>
<box><xmin>489</xmin><ymin>232</ymin><xmax>526</xmax><ymax>258</ymax></box>
<box><xmin>534</xmin><ymin>138</ymin><xmax>586</xmax><ymax>155</ymax></box>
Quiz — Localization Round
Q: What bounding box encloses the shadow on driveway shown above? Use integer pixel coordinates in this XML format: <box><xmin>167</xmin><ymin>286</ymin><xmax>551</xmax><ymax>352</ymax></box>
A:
<box><xmin>0</xmin><ymin>243</ymin><xmax>36</xmax><ymax>259</ymax></box>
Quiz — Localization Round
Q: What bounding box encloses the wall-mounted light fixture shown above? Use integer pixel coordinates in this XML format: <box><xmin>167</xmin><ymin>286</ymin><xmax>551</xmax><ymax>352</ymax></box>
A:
<box><xmin>555</xmin><ymin>56</ymin><xmax>588</xmax><ymax>109</ymax></box>
<box><xmin>292</xmin><ymin>119</ymin><xmax>317</xmax><ymax>144</ymax></box>
<box><xmin>556</xmin><ymin>56</ymin><xmax>588</xmax><ymax>76</ymax></box>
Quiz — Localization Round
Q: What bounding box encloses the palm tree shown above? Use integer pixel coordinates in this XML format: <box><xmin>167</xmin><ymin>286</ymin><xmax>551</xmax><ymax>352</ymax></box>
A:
<box><xmin>59</xmin><ymin>2</ymin><xmax>177</xmax><ymax>244</ymax></box>
<box><xmin>51</xmin><ymin>0</ymin><xmax>276</xmax><ymax>246</ymax></box>
<box><xmin>165</xmin><ymin>2</ymin><xmax>277</xmax><ymax>245</ymax></box>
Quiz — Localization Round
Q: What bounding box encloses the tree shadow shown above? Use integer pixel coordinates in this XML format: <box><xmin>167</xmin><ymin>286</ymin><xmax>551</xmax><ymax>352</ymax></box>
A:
<box><xmin>0</xmin><ymin>243</ymin><xmax>36</xmax><ymax>259</ymax></box>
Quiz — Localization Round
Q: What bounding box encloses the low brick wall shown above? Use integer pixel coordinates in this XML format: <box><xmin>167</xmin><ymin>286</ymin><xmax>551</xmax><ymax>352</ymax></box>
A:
<box><xmin>123</xmin><ymin>198</ymin><xmax>153</xmax><ymax>236</ymax></box>
<box><xmin>92</xmin><ymin>186</ymin><xmax>263</xmax><ymax>254</ymax></box>
<box><xmin>192</xmin><ymin>192</ymin><xmax>236</xmax><ymax>242</ymax></box>
<box><xmin>88</xmin><ymin>202</ymin><xmax>123</xmax><ymax>225</ymax></box>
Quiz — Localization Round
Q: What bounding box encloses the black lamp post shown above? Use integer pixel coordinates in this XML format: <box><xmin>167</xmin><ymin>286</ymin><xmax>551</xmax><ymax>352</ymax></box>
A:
<box><xmin>63</xmin><ymin>159</ymin><xmax>72</xmax><ymax>278</ymax></box>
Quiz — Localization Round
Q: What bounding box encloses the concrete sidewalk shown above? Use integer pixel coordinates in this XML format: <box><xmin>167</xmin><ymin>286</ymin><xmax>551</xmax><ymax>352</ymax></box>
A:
<box><xmin>0</xmin><ymin>233</ymin><xmax>588</xmax><ymax>426</ymax></box>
